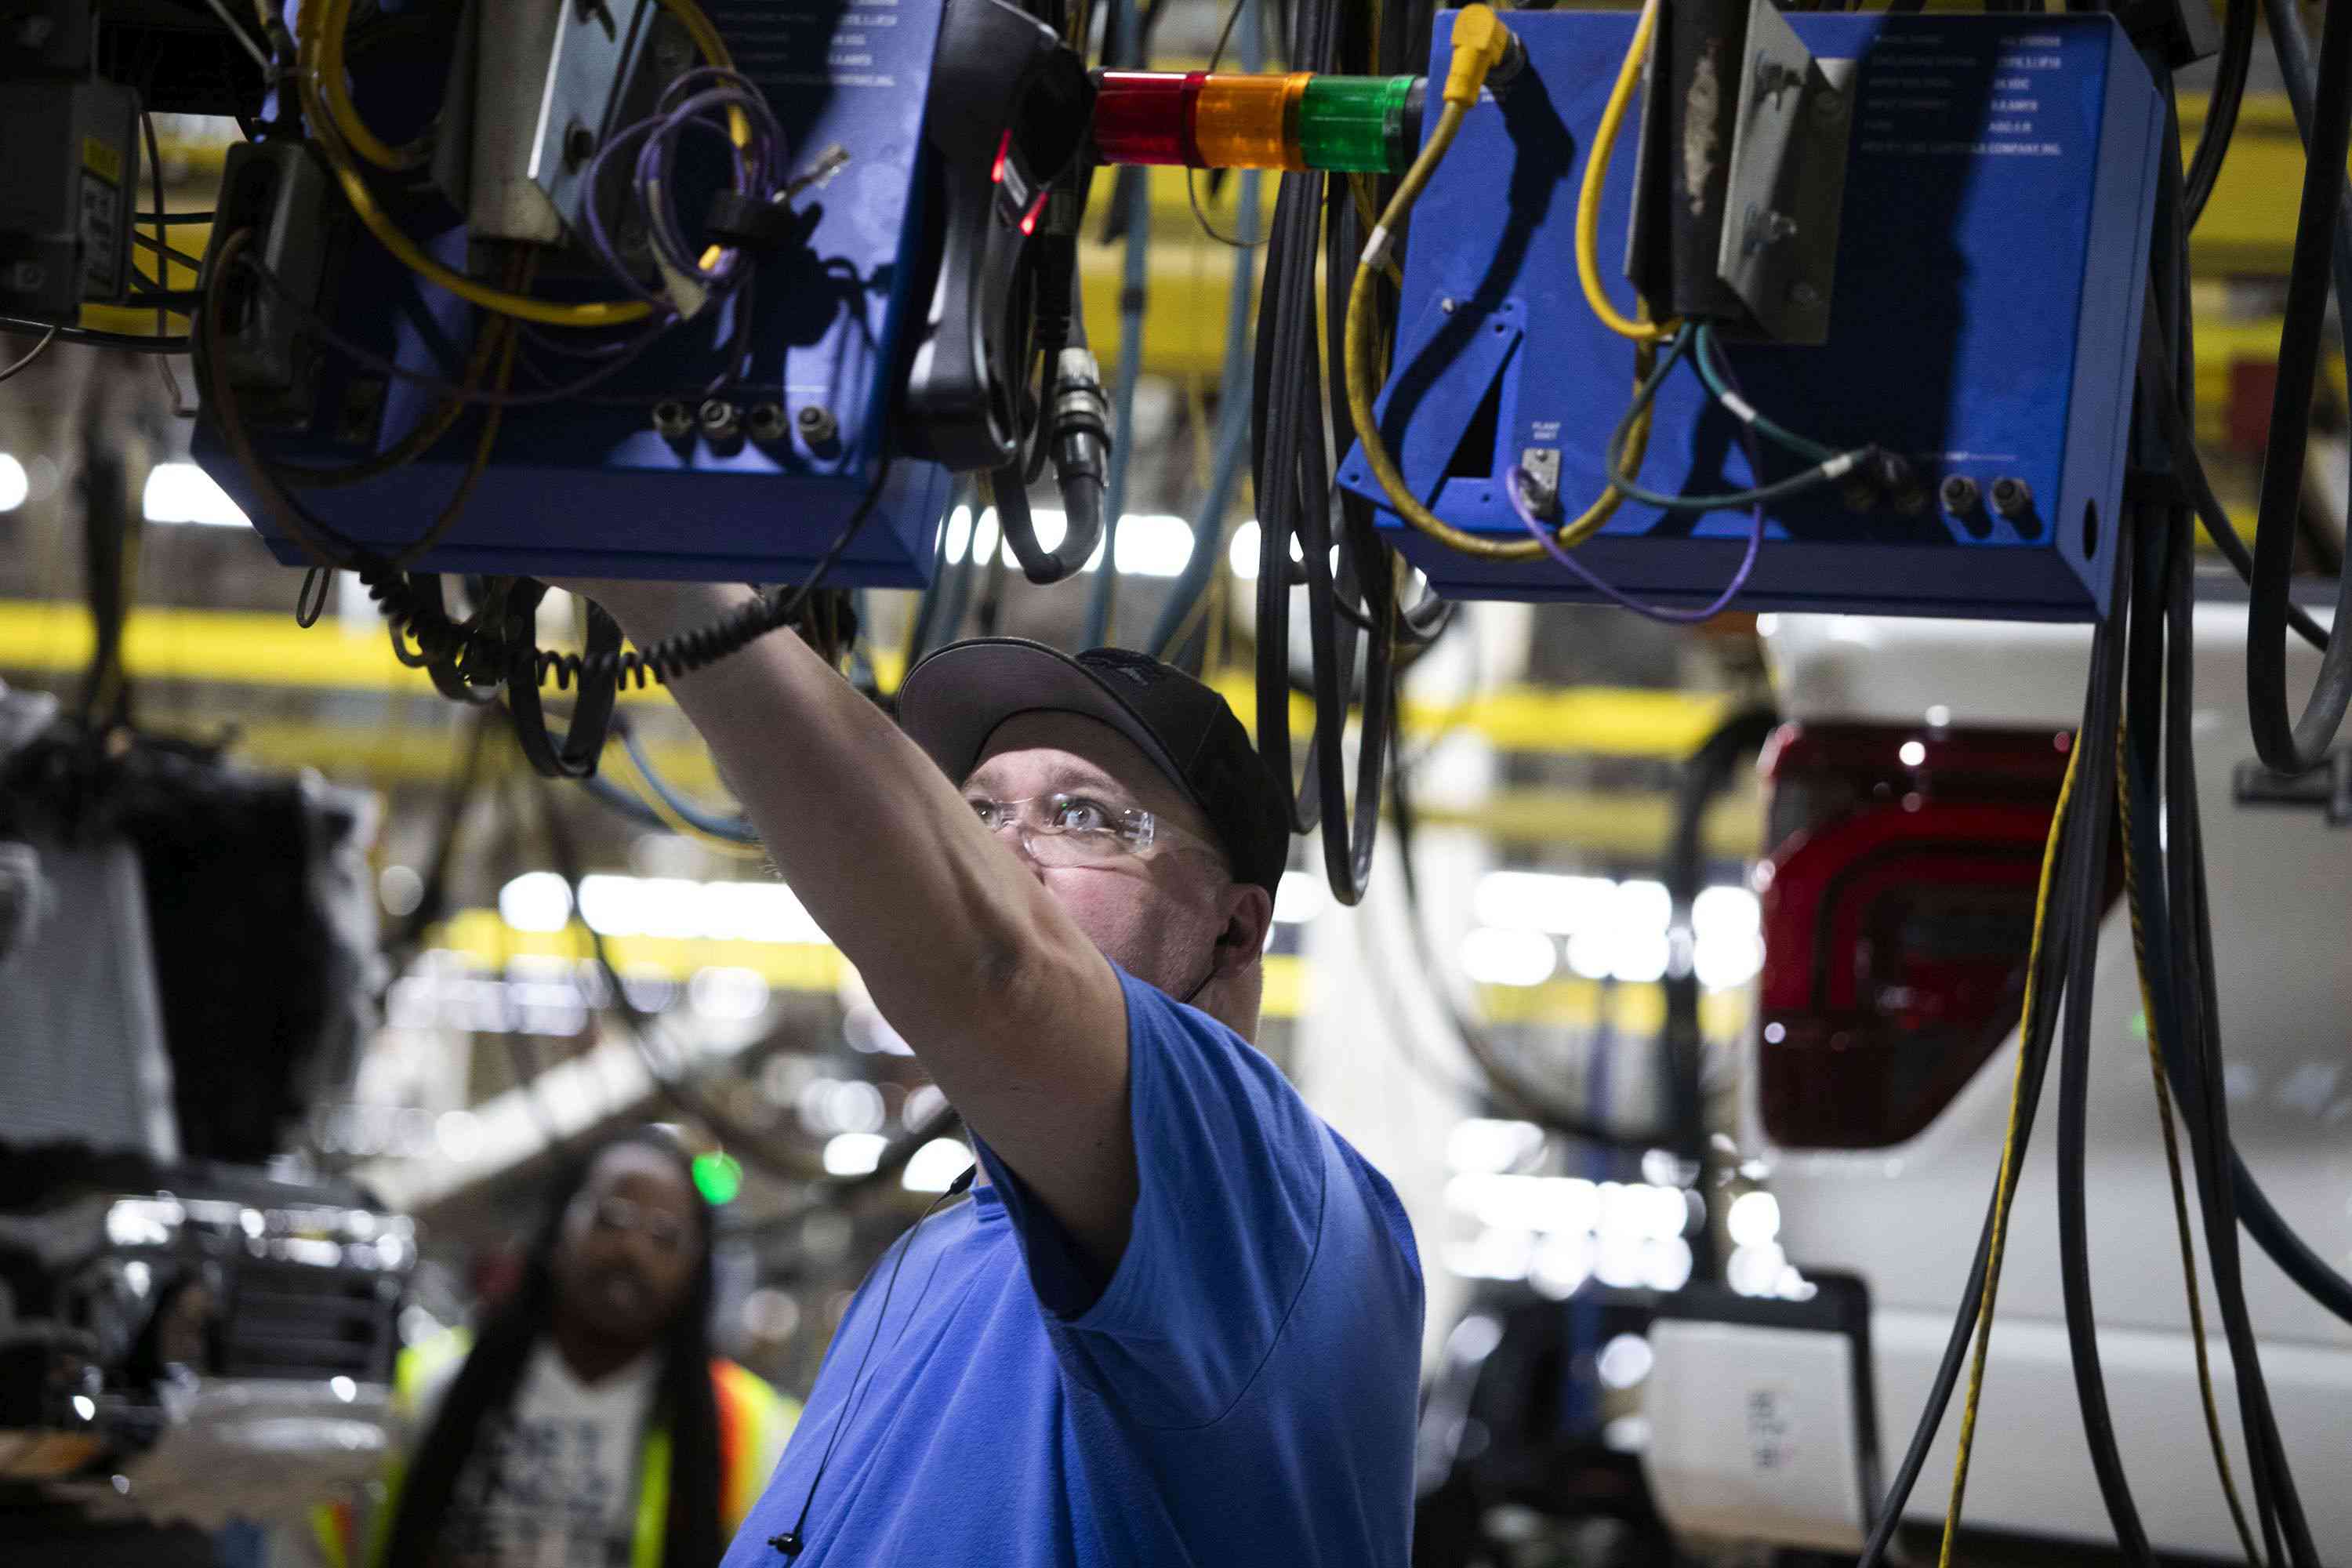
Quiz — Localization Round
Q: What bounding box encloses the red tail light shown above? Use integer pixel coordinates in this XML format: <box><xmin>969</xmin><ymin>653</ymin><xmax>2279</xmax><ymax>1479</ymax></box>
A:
<box><xmin>1756</xmin><ymin>722</ymin><xmax>2074</xmax><ymax>1149</ymax></box>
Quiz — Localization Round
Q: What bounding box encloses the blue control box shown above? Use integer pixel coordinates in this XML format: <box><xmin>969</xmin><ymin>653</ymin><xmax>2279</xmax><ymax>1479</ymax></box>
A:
<box><xmin>1336</xmin><ymin>11</ymin><xmax>2163</xmax><ymax>620</ymax></box>
<box><xmin>197</xmin><ymin>0</ymin><xmax>954</xmax><ymax>586</ymax></box>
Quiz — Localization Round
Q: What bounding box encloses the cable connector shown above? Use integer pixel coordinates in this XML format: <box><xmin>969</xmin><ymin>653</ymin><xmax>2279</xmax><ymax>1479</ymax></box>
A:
<box><xmin>1445</xmin><ymin>5</ymin><xmax>1517</xmax><ymax>108</ymax></box>
<box><xmin>1051</xmin><ymin>347</ymin><xmax>1112</xmax><ymax>481</ymax></box>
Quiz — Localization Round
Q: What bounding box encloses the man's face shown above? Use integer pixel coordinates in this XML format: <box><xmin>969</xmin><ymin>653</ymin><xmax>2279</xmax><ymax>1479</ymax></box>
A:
<box><xmin>552</xmin><ymin>1144</ymin><xmax>701</xmax><ymax>1351</ymax></box>
<box><xmin>964</xmin><ymin>712</ymin><xmax>1247</xmax><ymax>1001</ymax></box>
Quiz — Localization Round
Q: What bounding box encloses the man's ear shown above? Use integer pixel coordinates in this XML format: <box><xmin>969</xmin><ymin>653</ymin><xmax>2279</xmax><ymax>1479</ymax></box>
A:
<box><xmin>1217</xmin><ymin>880</ymin><xmax>1276</xmax><ymax>972</ymax></box>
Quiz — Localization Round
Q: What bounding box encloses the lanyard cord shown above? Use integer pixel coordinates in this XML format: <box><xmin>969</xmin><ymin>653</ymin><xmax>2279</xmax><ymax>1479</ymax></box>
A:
<box><xmin>768</xmin><ymin>1163</ymin><xmax>976</xmax><ymax>1559</ymax></box>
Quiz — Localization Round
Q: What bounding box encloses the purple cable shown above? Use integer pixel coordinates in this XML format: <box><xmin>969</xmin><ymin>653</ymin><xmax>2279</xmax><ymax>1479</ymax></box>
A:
<box><xmin>579</xmin><ymin>68</ymin><xmax>783</xmax><ymax>307</ymax></box>
<box><xmin>1508</xmin><ymin>359</ymin><xmax>1769</xmax><ymax>625</ymax></box>
<box><xmin>635</xmin><ymin>75</ymin><xmax>781</xmax><ymax>280</ymax></box>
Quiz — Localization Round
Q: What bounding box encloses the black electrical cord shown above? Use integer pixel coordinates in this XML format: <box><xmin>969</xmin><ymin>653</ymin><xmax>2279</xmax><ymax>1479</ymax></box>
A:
<box><xmin>2142</xmin><ymin>335</ymin><xmax>2332</xmax><ymax>653</ymax></box>
<box><xmin>2052</xmin><ymin>524</ymin><xmax>2152</xmax><ymax>1564</ymax></box>
<box><xmin>361</xmin><ymin>467</ymin><xmax>889</xmax><ymax>697</ymax></box>
<box><xmin>1307</xmin><ymin>75</ymin><xmax>1399</xmax><ymax>906</ymax></box>
<box><xmin>993</xmin><ymin>459</ymin><xmax>1103</xmax><ymax>585</ymax></box>
<box><xmin>1</xmin><ymin>317</ymin><xmax>191</xmax><ymax>353</ymax></box>
<box><xmin>2162</xmin><ymin>527</ymin><xmax>2307</xmax><ymax>1568</ymax></box>
<box><xmin>2245</xmin><ymin>0</ymin><xmax>2352</xmax><ymax>775</ymax></box>
<box><xmin>1250</xmin><ymin>0</ymin><xmax>1404</xmax><ymax>909</ymax></box>
<box><xmin>1249</xmin><ymin>0</ymin><xmax>1339</xmax><ymax>841</ymax></box>
<box><xmin>2183</xmin><ymin>0</ymin><xmax>2257</xmax><ymax>227</ymax></box>
<box><xmin>132</xmin><ymin>230</ymin><xmax>209</xmax><ymax>274</ymax></box>
<box><xmin>2150</xmin><ymin>114</ymin><xmax>2321</xmax><ymax>1563</ymax></box>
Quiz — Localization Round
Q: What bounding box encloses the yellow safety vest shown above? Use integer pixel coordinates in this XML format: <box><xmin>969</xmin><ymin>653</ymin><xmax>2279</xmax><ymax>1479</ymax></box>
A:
<box><xmin>313</xmin><ymin>1330</ymin><xmax>797</xmax><ymax>1568</ymax></box>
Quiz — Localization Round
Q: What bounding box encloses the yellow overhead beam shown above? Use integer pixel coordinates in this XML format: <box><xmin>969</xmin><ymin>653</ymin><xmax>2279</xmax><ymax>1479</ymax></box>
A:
<box><xmin>430</xmin><ymin>908</ymin><xmax>1748</xmax><ymax>1034</ymax></box>
<box><xmin>0</xmin><ymin>600</ymin><xmax>1735</xmax><ymax>761</ymax></box>
<box><xmin>111</xmin><ymin>712</ymin><xmax>1751</xmax><ymax>857</ymax></box>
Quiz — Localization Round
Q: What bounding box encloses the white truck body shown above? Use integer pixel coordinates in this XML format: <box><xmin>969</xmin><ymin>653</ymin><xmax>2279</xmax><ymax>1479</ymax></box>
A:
<box><xmin>1644</xmin><ymin>601</ymin><xmax>2352</xmax><ymax>1557</ymax></box>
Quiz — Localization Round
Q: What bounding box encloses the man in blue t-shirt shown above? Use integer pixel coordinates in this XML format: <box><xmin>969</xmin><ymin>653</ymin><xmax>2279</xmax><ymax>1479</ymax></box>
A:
<box><xmin>575</xmin><ymin>583</ymin><xmax>1424</xmax><ymax>1567</ymax></box>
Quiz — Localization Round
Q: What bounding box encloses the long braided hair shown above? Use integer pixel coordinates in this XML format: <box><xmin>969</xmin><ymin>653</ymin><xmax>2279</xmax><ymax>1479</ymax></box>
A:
<box><xmin>380</xmin><ymin>1128</ymin><xmax>724</xmax><ymax>1567</ymax></box>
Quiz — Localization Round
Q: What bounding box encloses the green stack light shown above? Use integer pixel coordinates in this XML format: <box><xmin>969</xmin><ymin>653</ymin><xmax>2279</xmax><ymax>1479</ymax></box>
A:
<box><xmin>1297</xmin><ymin>74</ymin><xmax>1419</xmax><ymax>173</ymax></box>
<box><xmin>691</xmin><ymin>1150</ymin><xmax>743</xmax><ymax>1205</ymax></box>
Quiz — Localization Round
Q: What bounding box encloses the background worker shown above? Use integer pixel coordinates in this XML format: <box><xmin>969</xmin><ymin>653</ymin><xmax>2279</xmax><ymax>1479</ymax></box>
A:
<box><xmin>317</xmin><ymin>1127</ymin><xmax>795</xmax><ymax>1568</ymax></box>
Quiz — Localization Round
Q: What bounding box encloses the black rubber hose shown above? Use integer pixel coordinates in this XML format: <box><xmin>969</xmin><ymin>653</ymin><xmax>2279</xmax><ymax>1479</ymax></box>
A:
<box><xmin>2116</xmin><ymin>452</ymin><xmax>2352</xmax><ymax>1339</ymax></box>
<box><xmin>1288</xmin><ymin>81</ymin><xmax>1392</xmax><ymax>905</ymax></box>
<box><xmin>1253</xmin><ymin>169</ymin><xmax>1327</xmax><ymax>836</ymax></box>
<box><xmin>2183</xmin><ymin>0</ymin><xmax>2257</xmax><ymax>227</ymax></box>
<box><xmin>2169</xmin><ymin>541</ymin><xmax>2324</xmax><ymax>1568</ymax></box>
<box><xmin>993</xmin><ymin>459</ymin><xmax>1103</xmax><ymax>586</ymax></box>
<box><xmin>2151</xmin><ymin>110</ymin><xmax>2292</xmax><ymax>1564</ymax></box>
<box><xmin>2260</xmin><ymin>0</ymin><xmax>2352</xmax><ymax>322</ymax></box>
<box><xmin>2161</xmin><ymin>83</ymin><xmax>2327</xmax><ymax>1557</ymax></box>
<box><xmin>2142</xmin><ymin>329</ymin><xmax>2331</xmax><ymax>652</ymax></box>
<box><xmin>2053</xmin><ymin>528</ymin><xmax>2153</xmax><ymax>1564</ymax></box>
<box><xmin>2245</xmin><ymin>0</ymin><xmax>2352</xmax><ymax>774</ymax></box>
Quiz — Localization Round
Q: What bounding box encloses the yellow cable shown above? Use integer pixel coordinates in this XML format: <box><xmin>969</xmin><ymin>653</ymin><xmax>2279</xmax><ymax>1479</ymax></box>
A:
<box><xmin>1346</xmin><ymin>173</ymin><xmax>1405</xmax><ymax>290</ymax></box>
<box><xmin>2113</xmin><ymin>727</ymin><xmax>2266</xmax><ymax>1566</ymax></box>
<box><xmin>314</xmin><ymin>0</ymin><xmax>428</xmax><ymax>171</ymax></box>
<box><xmin>1937</xmin><ymin>733</ymin><xmax>2082</xmax><ymax>1566</ymax></box>
<box><xmin>1340</xmin><ymin>5</ymin><xmax>1666</xmax><ymax>563</ymax></box>
<box><xmin>1575</xmin><ymin>0</ymin><xmax>1675</xmax><ymax>345</ymax></box>
<box><xmin>1342</xmin><ymin>176</ymin><xmax>1655</xmax><ymax>560</ymax></box>
<box><xmin>298</xmin><ymin>0</ymin><xmax>744</xmax><ymax>328</ymax></box>
<box><xmin>607</xmin><ymin>741</ymin><xmax>770</xmax><ymax>862</ymax></box>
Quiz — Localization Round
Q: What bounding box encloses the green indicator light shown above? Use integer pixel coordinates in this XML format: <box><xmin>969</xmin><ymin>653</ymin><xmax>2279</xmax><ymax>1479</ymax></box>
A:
<box><xmin>692</xmin><ymin>1150</ymin><xmax>743</xmax><ymax>1205</ymax></box>
<box><xmin>1298</xmin><ymin>74</ymin><xmax>1419</xmax><ymax>173</ymax></box>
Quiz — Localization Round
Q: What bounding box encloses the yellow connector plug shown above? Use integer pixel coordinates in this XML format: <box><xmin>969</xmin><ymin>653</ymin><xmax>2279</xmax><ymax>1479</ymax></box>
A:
<box><xmin>1445</xmin><ymin>5</ymin><xmax>1516</xmax><ymax>107</ymax></box>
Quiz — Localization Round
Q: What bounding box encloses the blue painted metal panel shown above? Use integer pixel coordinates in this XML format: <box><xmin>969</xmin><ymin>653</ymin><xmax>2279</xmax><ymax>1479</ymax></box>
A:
<box><xmin>195</xmin><ymin>0</ymin><xmax>954</xmax><ymax>586</ymax></box>
<box><xmin>1334</xmin><ymin>11</ymin><xmax>2162</xmax><ymax>620</ymax></box>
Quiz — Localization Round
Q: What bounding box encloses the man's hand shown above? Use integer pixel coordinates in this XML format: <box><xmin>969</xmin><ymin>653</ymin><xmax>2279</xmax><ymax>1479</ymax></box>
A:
<box><xmin>546</xmin><ymin>580</ymin><xmax>750</xmax><ymax>646</ymax></box>
<box><xmin>572</xmin><ymin>582</ymin><xmax>1138</xmax><ymax>1274</ymax></box>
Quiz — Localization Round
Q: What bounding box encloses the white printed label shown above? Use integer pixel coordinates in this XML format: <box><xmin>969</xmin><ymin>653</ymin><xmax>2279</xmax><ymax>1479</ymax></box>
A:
<box><xmin>79</xmin><ymin>172</ymin><xmax>121</xmax><ymax>296</ymax></box>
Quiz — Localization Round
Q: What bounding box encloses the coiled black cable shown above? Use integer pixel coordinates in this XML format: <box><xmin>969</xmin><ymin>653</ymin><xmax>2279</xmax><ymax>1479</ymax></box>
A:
<box><xmin>1249</xmin><ymin>0</ymin><xmax>1406</xmax><ymax>908</ymax></box>
<box><xmin>358</xmin><ymin>465</ymin><xmax>887</xmax><ymax>694</ymax></box>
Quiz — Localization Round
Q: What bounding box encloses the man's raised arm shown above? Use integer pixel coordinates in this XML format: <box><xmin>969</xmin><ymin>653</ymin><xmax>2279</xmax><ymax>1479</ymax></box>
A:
<box><xmin>581</xmin><ymin>583</ymin><xmax>1137</xmax><ymax>1265</ymax></box>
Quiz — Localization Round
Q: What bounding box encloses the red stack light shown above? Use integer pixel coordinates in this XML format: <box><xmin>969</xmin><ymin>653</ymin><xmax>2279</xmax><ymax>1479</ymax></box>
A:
<box><xmin>1090</xmin><ymin>71</ymin><xmax>1206</xmax><ymax>167</ymax></box>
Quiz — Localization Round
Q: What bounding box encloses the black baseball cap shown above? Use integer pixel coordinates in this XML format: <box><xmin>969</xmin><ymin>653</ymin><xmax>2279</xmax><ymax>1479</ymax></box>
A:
<box><xmin>898</xmin><ymin>638</ymin><xmax>1293</xmax><ymax>896</ymax></box>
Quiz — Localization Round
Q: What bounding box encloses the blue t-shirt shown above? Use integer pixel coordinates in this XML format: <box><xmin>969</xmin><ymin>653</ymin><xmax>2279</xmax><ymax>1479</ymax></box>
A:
<box><xmin>720</xmin><ymin>966</ymin><xmax>1425</xmax><ymax>1567</ymax></box>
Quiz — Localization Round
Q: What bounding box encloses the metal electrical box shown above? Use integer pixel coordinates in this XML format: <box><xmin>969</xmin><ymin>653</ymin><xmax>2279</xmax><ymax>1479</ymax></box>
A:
<box><xmin>1336</xmin><ymin>11</ymin><xmax>2165</xmax><ymax>620</ymax></box>
<box><xmin>0</xmin><ymin>78</ymin><xmax>140</xmax><ymax>321</ymax></box>
<box><xmin>194</xmin><ymin>0</ymin><xmax>956</xmax><ymax>586</ymax></box>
